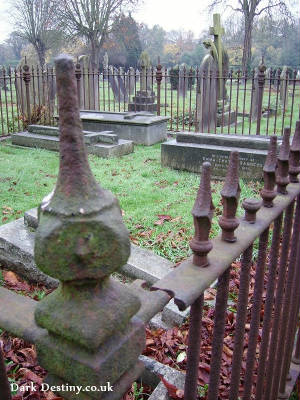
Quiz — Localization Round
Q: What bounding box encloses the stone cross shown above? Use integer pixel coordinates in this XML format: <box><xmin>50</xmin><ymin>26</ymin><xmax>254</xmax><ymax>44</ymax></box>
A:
<box><xmin>209</xmin><ymin>13</ymin><xmax>225</xmax><ymax>98</ymax></box>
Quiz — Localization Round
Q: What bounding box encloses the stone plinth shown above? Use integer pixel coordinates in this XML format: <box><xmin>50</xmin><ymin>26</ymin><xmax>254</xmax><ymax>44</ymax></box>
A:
<box><xmin>12</xmin><ymin>125</ymin><xmax>134</xmax><ymax>158</ymax></box>
<box><xmin>161</xmin><ymin>133</ymin><xmax>281</xmax><ymax>180</ymax></box>
<box><xmin>128</xmin><ymin>90</ymin><xmax>157</xmax><ymax>113</ymax></box>
<box><xmin>77</xmin><ymin>110</ymin><xmax>169</xmax><ymax>145</ymax></box>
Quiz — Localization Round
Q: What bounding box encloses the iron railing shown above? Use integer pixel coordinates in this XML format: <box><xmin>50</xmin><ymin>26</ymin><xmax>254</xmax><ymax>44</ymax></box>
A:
<box><xmin>0</xmin><ymin>60</ymin><xmax>300</xmax><ymax>136</ymax></box>
<box><xmin>0</xmin><ymin>56</ymin><xmax>299</xmax><ymax>400</ymax></box>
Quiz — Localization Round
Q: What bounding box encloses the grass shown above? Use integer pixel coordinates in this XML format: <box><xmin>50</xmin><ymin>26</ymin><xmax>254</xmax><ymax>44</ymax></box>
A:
<box><xmin>0</xmin><ymin>142</ymin><xmax>261</xmax><ymax>263</ymax></box>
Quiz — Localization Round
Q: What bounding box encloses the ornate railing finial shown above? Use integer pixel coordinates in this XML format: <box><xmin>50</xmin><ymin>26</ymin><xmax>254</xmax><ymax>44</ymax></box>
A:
<box><xmin>219</xmin><ymin>151</ymin><xmax>241</xmax><ymax>242</ymax></box>
<box><xmin>261</xmin><ymin>135</ymin><xmax>277</xmax><ymax>207</ymax></box>
<box><xmin>190</xmin><ymin>162</ymin><xmax>214</xmax><ymax>267</ymax></box>
<box><xmin>33</xmin><ymin>55</ymin><xmax>144</xmax><ymax>395</ymax></box>
<box><xmin>289</xmin><ymin>120</ymin><xmax>300</xmax><ymax>183</ymax></box>
<box><xmin>276</xmin><ymin>127</ymin><xmax>290</xmax><ymax>194</ymax></box>
<box><xmin>242</xmin><ymin>198</ymin><xmax>262</xmax><ymax>224</ymax></box>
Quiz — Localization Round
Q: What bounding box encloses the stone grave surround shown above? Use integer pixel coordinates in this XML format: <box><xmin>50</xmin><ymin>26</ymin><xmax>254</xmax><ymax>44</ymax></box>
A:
<box><xmin>75</xmin><ymin>110</ymin><xmax>169</xmax><ymax>146</ymax></box>
<box><xmin>0</xmin><ymin>207</ymin><xmax>189</xmax><ymax>329</ymax></box>
<box><xmin>161</xmin><ymin>133</ymin><xmax>282</xmax><ymax>180</ymax></box>
<box><xmin>11</xmin><ymin>124</ymin><xmax>134</xmax><ymax>158</ymax></box>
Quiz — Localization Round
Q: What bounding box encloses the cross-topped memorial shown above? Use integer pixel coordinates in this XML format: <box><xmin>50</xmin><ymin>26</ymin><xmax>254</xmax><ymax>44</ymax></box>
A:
<box><xmin>209</xmin><ymin>13</ymin><xmax>225</xmax><ymax>99</ymax></box>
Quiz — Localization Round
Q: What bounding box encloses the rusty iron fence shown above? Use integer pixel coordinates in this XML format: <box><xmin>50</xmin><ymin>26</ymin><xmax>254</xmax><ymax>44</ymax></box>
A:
<box><xmin>0</xmin><ymin>56</ymin><xmax>300</xmax><ymax>400</ymax></box>
<box><xmin>0</xmin><ymin>60</ymin><xmax>300</xmax><ymax>137</ymax></box>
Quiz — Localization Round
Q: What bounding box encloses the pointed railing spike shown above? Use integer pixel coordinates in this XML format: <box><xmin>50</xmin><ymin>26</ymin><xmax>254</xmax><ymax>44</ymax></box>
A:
<box><xmin>276</xmin><ymin>127</ymin><xmax>290</xmax><ymax>194</ymax></box>
<box><xmin>261</xmin><ymin>136</ymin><xmax>277</xmax><ymax>207</ymax></box>
<box><xmin>289</xmin><ymin>120</ymin><xmax>300</xmax><ymax>183</ymax></box>
<box><xmin>189</xmin><ymin>162</ymin><xmax>214</xmax><ymax>267</ymax></box>
<box><xmin>219</xmin><ymin>151</ymin><xmax>241</xmax><ymax>242</ymax></box>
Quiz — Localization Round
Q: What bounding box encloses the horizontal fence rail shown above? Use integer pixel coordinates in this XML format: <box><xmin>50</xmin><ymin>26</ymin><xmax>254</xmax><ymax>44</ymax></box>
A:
<box><xmin>152</xmin><ymin>122</ymin><xmax>300</xmax><ymax>399</ymax></box>
<box><xmin>0</xmin><ymin>57</ymin><xmax>300</xmax><ymax>400</ymax></box>
<box><xmin>0</xmin><ymin>62</ymin><xmax>300</xmax><ymax>137</ymax></box>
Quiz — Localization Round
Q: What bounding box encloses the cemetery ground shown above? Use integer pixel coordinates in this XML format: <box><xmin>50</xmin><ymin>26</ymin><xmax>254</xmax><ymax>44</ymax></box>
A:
<box><xmin>0</xmin><ymin>143</ymin><xmax>299</xmax><ymax>400</ymax></box>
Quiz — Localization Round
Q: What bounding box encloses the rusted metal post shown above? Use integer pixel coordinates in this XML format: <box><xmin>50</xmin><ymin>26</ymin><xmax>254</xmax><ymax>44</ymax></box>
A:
<box><xmin>23</xmin><ymin>57</ymin><xmax>31</xmax><ymax>125</ymax></box>
<box><xmin>156</xmin><ymin>57</ymin><xmax>162</xmax><ymax>116</ymax></box>
<box><xmin>184</xmin><ymin>162</ymin><xmax>214</xmax><ymax>400</ymax></box>
<box><xmin>276</xmin><ymin>127</ymin><xmax>290</xmax><ymax>194</ymax></box>
<box><xmin>218</xmin><ymin>151</ymin><xmax>240</xmax><ymax>242</ymax></box>
<box><xmin>256</xmin><ymin>61</ymin><xmax>266</xmax><ymax>135</ymax></box>
<box><xmin>75</xmin><ymin>57</ymin><xmax>82</xmax><ymax>108</ymax></box>
<box><xmin>0</xmin><ymin>349</ymin><xmax>11</xmax><ymax>400</ymax></box>
<box><xmin>263</xmin><ymin>202</ymin><xmax>295</xmax><ymax>400</ymax></box>
<box><xmin>261</xmin><ymin>136</ymin><xmax>277</xmax><ymax>207</ymax></box>
<box><xmin>255</xmin><ymin>213</ymin><xmax>283</xmax><ymax>400</ymax></box>
<box><xmin>289</xmin><ymin>120</ymin><xmax>300</xmax><ymax>183</ymax></box>
<box><xmin>189</xmin><ymin>162</ymin><xmax>214</xmax><ymax>267</ymax></box>
<box><xmin>33</xmin><ymin>55</ymin><xmax>145</xmax><ymax>398</ymax></box>
<box><xmin>293</xmin><ymin>328</ymin><xmax>300</xmax><ymax>364</ymax></box>
<box><xmin>207</xmin><ymin>267</ymin><xmax>230</xmax><ymax>400</ymax></box>
<box><xmin>228</xmin><ymin>245</ymin><xmax>253</xmax><ymax>400</ymax></box>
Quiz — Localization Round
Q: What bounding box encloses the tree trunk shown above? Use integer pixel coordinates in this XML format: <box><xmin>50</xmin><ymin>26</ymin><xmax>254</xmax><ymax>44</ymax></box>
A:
<box><xmin>242</xmin><ymin>15</ymin><xmax>254</xmax><ymax>74</ymax></box>
<box><xmin>35</xmin><ymin>43</ymin><xmax>46</xmax><ymax>70</ymax></box>
<box><xmin>90</xmin><ymin>39</ymin><xmax>101</xmax><ymax>70</ymax></box>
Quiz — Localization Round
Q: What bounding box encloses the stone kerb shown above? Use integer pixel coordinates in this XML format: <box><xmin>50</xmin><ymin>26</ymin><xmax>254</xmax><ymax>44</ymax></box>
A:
<box><xmin>161</xmin><ymin>132</ymin><xmax>281</xmax><ymax>180</ymax></box>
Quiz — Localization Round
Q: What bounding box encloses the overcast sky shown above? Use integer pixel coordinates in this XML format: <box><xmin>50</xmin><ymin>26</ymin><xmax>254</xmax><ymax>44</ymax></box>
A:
<box><xmin>0</xmin><ymin>0</ymin><xmax>299</xmax><ymax>44</ymax></box>
<box><xmin>0</xmin><ymin>0</ymin><xmax>222</xmax><ymax>44</ymax></box>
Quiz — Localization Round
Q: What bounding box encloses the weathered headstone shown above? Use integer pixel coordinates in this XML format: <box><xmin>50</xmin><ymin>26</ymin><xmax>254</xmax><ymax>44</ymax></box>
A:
<box><xmin>194</xmin><ymin>14</ymin><xmax>235</xmax><ymax>132</ymax></box>
<box><xmin>194</xmin><ymin>49</ymin><xmax>218</xmax><ymax>132</ymax></box>
<box><xmin>251</xmin><ymin>67</ymin><xmax>259</xmax><ymax>120</ymax></box>
<box><xmin>15</xmin><ymin>58</ymin><xmax>56</xmax><ymax>121</ymax></box>
<box><xmin>178</xmin><ymin>66</ymin><xmax>188</xmax><ymax>97</ymax></box>
<box><xmin>78</xmin><ymin>54</ymin><xmax>99</xmax><ymax>110</ymax></box>
<box><xmin>280</xmin><ymin>66</ymin><xmax>289</xmax><ymax>111</ymax></box>
<box><xmin>117</xmin><ymin>67</ymin><xmax>128</xmax><ymax>102</ymax></box>
<box><xmin>126</xmin><ymin>67</ymin><xmax>136</xmax><ymax>95</ymax></box>
<box><xmin>161</xmin><ymin>132</ymin><xmax>281</xmax><ymax>180</ymax></box>
<box><xmin>108</xmin><ymin>66</ymin><xmax>120</xmax><ymax>101</ymax></box>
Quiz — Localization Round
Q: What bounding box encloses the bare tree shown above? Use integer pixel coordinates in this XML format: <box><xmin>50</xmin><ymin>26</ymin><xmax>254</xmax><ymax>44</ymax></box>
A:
<box><xmin>11</xmin><ymin>0</ymin><xmax>59</xmax><ymax>68</ymax></box>
<box><xmin>59</xmin><ymin>0</ymin><xmax>139</xmax><ymax>69</ymax></box>
<box><xmin>208</xmin><ymin>0</ymin><xmax>293</xmax><ymax>72</ymax></box>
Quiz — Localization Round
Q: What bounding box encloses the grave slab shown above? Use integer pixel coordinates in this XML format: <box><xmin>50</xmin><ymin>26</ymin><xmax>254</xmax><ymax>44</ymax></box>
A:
<box><xmin>76</xmin><ymin>111</ymin><xmax>169</xmax><ymax>145</ymax></box>
<box><xmin>161</xmin><ymin>132</ymin><xmax>281</xmax><ymax>180</ymax></box>
<box><xmin>11</xmin><ymin>125</ymin><xmax>134</xmax><ymax>158</ymax></box>
<box><xmin>0</xmin><ymin>208</ymin><xmax>189</xmax><ymax>328</ymax></box>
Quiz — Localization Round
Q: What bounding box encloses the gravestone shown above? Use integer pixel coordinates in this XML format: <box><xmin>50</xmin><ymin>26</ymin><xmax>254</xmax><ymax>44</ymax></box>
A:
<box><xmin>15</xmin><ymin>58</ymin><xmax>56</xmax><ymax>120</ymax></box>
<box><xmin>161</xmin><ymin>132</ymin><xmax>282</xmax><ymax>180</ymax></box>
<box><xmin>280</xmin><ymin>66</ymin><xmax>289</xmax><ymax>111</ymax></box>
<box><xmin>251</xmin><ymin>67</ymin><xmax>259</xmax><ymax>120</ymax></box>
<box><xmin>178</xmin><ymin>67</ymin><xmax>188</xmax><ymax>97</ymax></box>
<box><xmin>194</xmin><ymin>14</ymin><xmax>236</xmax><ymax>132</ymax></box>
<box><xmin>73</xmin><ymin>110</ymin><xmax>168</xmax><ymax>145</ymax></box>
<box><xmin>78</xmin><ymin>54</ymin><xmax>99</xmax><ymax>110</ymax></box>
<box><xmin>103</xmin><ymin>52</ymin><xmax>109</xmax><ymax>76</ymax></box>
<box><xmin>117</xmin><ymin>67</ymin><xmax>128</xmax><ymax>102</ymax></box>
<box><xmin>12</xmin><ymin>124</ymin><xmax>134</xmax><ymax>158</ymax></box>
<box><xmin>108</xmin><ymin>66</ymin><xmax>120</xmax><ymax>101</ymax></box>
<box><xmin>0</xmin><ymin>68</ymin><xmax>9</xmax><ymax>91</ymax></box>
<box><xmin>128</xmin><ymin>51</ymin><xmax>157</xmax><ymax>113</ymax></box>
<box><xmin>126</xmin><ymin>67</ymin><xmax>136</xmax><ymax>95</ymax></box>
